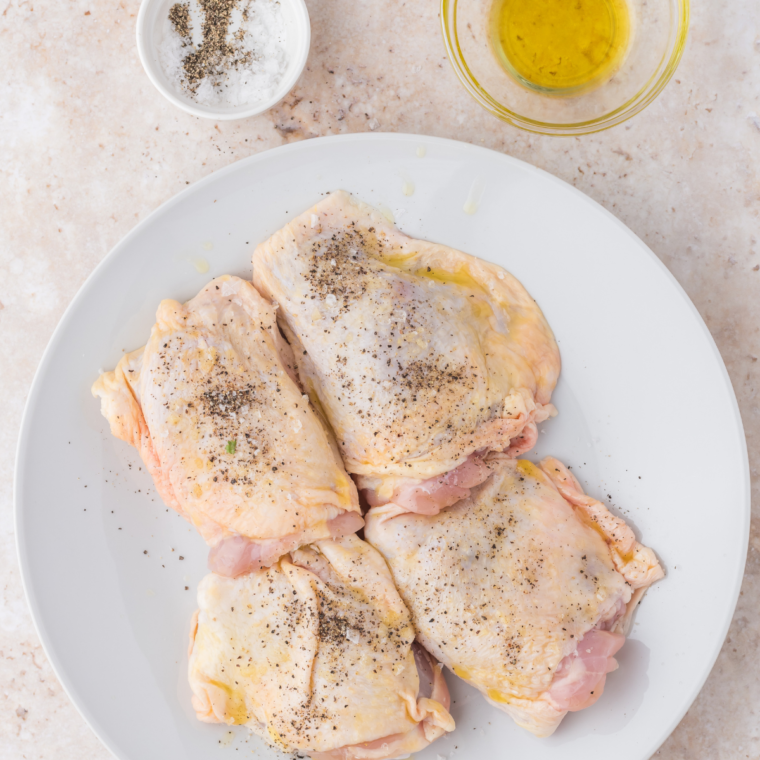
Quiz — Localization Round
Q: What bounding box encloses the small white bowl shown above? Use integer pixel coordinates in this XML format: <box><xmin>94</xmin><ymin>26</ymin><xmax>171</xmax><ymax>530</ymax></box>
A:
<box><xmin>136</xmin><ymin>0</ymin><xmax>310</xmax><ymax>120</ymax></box>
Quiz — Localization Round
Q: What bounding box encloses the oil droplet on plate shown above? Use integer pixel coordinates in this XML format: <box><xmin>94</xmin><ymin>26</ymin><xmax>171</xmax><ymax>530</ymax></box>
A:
<box><xmin>416</xmin><ymin>146</ymin><xmax>427</xmax><ymax>158</ymax></box>
<box><xmin>402</xmin><ymin>178</ymin><xmax>415</xmax><ymax>197</ymax></box>
<box><xmin>378</xmin><ymin>204</ymin><xmax>395</xmax><ymax>223</ymax></box>
<box><xmin>202</xmin><ymin>240</ymin><xmax>214</xmax><ymax>251</ymax></box>
<box><xmin>188</xmin><ymin>257</ymin><xmax>210</xmax><ymax>273</ymax></box>
<box><xmin>219</xmin><ymin>730</ymin><xmax>235</xmax><ymax>747</ymax></box>
<box><xmin>463</xmin><ymin>179</ymin><xmax>486</xmax><ymax>215</ymax></box>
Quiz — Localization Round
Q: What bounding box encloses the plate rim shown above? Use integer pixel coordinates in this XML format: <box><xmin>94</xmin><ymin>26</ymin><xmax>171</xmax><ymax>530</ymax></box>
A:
<box><xmin>14</xmin><ymin>131</ymin><xmax>751</xmax><ymax>760</ymax></box>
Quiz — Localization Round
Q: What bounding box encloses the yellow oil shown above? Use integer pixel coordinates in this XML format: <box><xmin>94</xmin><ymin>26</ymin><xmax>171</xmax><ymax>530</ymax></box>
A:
<box><xmin>490</xmin><ymin>0</ymin><xmax>631</xmax><ymax>95</ymax></box>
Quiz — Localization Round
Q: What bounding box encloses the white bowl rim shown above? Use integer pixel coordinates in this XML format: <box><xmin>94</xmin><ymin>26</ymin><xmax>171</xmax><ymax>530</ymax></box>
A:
<box><xmin>135</xmin><ymin>0</ymin><xmax>311</xmax><ymax>121</ymax></box>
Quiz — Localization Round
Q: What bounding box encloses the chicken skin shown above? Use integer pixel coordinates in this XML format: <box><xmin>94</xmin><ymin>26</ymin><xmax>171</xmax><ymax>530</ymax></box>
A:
<box><xmin>253</xmin><ymin>191</ymin><xmax>560</xmax><ymax>514</ymax></box>
<box><xmin>188</xmin><ymin>534</ymin><xmax>455</xmax><ymax>758</ymax></box>
<box><xmin>92</xmin><ymin>276</ymin><xmax>361</xmax><ymax>576</ymax></box>
<box><xmin>364</xmin><ymin>454</ymin><xmax>663</xmax><ymax>737</ymax></box>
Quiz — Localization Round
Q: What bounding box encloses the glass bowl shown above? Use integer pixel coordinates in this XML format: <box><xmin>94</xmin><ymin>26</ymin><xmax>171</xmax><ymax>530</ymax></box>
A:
<box><xmin>441</xmin><ymin>0</ymin><xmax>689</xmax><ymax>135</ymax></box>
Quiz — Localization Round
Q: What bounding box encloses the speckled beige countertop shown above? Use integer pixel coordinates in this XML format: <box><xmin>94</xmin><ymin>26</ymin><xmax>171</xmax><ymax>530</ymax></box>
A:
<box><xmin>1</xmin><ymin>0</ymin><xmax>758</xmax><ymax>757</ymax></box>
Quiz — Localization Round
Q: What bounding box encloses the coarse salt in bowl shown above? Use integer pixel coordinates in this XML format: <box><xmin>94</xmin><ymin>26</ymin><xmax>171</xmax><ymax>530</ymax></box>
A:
<box><xmin>136</xmin><ymin>0</ymin><xmax>310</xmax><ymax>120</ymax></box>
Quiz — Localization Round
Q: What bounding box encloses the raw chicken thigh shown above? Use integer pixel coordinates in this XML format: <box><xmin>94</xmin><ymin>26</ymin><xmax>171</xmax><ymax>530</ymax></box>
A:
<box><xmin>188</xmin><ymin>534</ymin><xmax>455</xmax><ymax>758</ymax></box>
<box><xmin>253</xmin><ymin>191</ymin><xmax>560</xmax><ymax>514</ymax></box>
<box><xmin>92</xmin><ymin>275</ymin><xmax>361</xmax><ymax>576</ymax></box>
<box><xmin>364</xmin><ymin>454</ymin><xmax>663</xmax><ymax>737</ymax></box>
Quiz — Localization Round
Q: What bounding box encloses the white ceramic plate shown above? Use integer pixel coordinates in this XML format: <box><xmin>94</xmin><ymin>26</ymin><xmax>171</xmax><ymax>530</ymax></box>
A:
<box><xmin>15</xmin><ymin>134</ymin><xmax>749</xmax><ymax>760</ymax></box>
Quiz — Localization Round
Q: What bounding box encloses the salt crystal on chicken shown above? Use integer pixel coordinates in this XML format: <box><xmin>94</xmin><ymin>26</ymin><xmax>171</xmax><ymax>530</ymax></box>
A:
<box><xmin>220</xmin><ymin>279</ymin><xmax>240</xmax><ymax>296</ymax></box>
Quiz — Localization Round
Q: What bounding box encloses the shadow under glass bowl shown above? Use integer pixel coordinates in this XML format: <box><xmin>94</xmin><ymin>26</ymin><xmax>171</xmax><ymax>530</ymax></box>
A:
<box><xmin>441</xmin><ymin>0</ymin><xmax>689</xmax><ymax>136</ymax></box>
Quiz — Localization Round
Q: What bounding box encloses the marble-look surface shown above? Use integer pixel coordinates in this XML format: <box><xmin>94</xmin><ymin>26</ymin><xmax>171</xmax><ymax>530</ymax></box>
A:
<box><xmin>1</xmin><ymin>0</ymin><xmax>758</xmax><ymax>757</ymax></box>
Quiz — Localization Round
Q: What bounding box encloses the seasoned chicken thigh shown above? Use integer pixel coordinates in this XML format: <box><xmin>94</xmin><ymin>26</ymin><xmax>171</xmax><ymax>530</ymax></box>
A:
<box><xmin>188</xmin><ymin>534</ymin><xmax>455</xmax><ymax>758</ymax></box>
<box><xmin>364</xmin><ymin>454</ymin><xmax>663</xmax><ymax>737</ymax></box>
<box><xmin>92</xmin><ymin>276</ymin><xmax>361</xmax><ymax>576</ymax></box>
<box><xmin>253</xmin><ymin>191</ymin><xmax>560</xmax><ymax>514</ymax></box>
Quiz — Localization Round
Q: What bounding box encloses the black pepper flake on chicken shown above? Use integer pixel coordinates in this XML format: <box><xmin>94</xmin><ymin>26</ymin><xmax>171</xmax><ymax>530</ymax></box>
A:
<box><xmin>200</xmin><ymin>383</ymin><xmax>258</xmax><ymax>419</ymax></box>
<box><xmin>302</xmin><ymin>227</ymin><xmax>376</xmax><ymax>312</ymax></box>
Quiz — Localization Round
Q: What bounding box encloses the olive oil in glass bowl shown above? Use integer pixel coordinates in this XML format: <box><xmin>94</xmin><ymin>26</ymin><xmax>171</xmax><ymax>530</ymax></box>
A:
<box><xmin>441</xmin><ymin>0</ymin><xmax>688</xmax><ymax>134</ymax></box>
<box><xmin>491</xmin><ymin>0</ymin><xmax>631</xmax><ymax>95</ymax></box>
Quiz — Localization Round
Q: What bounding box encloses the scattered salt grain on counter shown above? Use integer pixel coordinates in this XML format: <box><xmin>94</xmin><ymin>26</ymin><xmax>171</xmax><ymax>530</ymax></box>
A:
<box><xmin>159</xmin><ymin>0</ymin><xmax>289</xmax><ymax>108</ymax></box>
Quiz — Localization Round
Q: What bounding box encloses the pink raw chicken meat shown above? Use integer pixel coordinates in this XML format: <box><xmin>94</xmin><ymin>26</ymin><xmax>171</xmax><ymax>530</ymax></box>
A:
<box><xmin>545</xmin><ymin>629</ymin><xmax>625</xmax><ymax>713</ymax></box>
<box><xmin>365</xmin><ymin>454</ymin><xmax>663</xmax><ymax>737</ymax></box>
<box><xmin>208</xmin><ymin>510</ymin><xmax>364</xmax><ymax>577</ymax></box>
<box><xmin>92</xmin><ymin>275</ymin><xmax>361</xmax><ymax>577</ymax></box>
<box><xmin>252</xmin><ymin>190</ymin><xmax>560</xmax><ymax>514</ymax></box>
<box><xmin>363</xmin><ymin>449</ymin><xmax>494</xmax><ymax>514</ymax></box>
<box><xmin>361</xmin><ymin>426</ymin><xmax>542</xmax><ymax>516</ymax></box>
